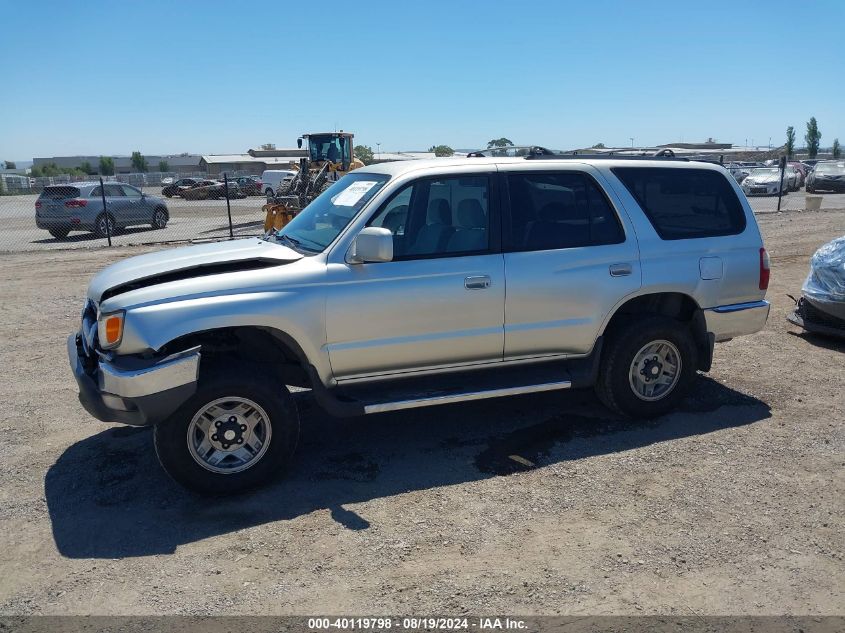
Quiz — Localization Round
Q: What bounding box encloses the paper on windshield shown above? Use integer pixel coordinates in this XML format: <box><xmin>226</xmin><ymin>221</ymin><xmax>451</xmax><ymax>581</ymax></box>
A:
<box><xmin>332</xmin><ymin>181</ymin><xmax>378</xmax><ymax>207</ymax></box>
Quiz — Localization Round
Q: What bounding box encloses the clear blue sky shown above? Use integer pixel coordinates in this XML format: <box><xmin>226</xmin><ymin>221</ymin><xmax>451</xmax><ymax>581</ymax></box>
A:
<box><xmin>1</xmin><ymin>0</ymin><xmax>843</xmax><ymax>160</ymax></box>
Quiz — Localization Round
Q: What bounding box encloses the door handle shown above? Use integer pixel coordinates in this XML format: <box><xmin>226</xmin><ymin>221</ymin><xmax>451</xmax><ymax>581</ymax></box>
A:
<box><xmin>609</xmin><ymin>263</ymin><xmax>632</xmax><ymax>277</ymax></box>
<box><xmin>465</xmin><ymin>275</ymin><xmax>491</xmax><ymax>289</ymax></box>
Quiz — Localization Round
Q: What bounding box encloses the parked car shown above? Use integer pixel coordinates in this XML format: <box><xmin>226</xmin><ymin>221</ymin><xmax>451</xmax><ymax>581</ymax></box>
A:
<box><xmin>36</xmin><ymin>182</ymin><xmax>169</xmax><ymax>239</ymax></box>
<box><xmin>786</xmin><ymin>165</ymin><xmax>802</xmax><ymax>191</ymax></box>
<box><xmin>261</xmin><ymin>169</ymin><xmax>297</xmax><ymax>198</ymax></box>
<box><xmin>179</xmin><ymin>180</ymin><xmax>245</xmax><ymax>200</ymax></box>
<box><xmin>161</xmin><ymin>177</ymin><xmax>202</xmax><ymax>197</ymax></box>
<box><xmin>726</xmin><ymin>162</ymin><xmax>750</xmax><ymax>183</ymax></box>
<box><xmin>741</xmin><ymin>167</ymin><xmax>790</xmax><ymax>196</ymax></box>
<box><xmin>788</xmin><ymin>161</ymin><xmax>808</xmax><ymax>187</ymax></box>
<box><xmin>232</xmin><ymin>176</ymin><xmax>262</xmax><ymax>196</ymax></box>
<box><xmin>806</xmin><ymin>161</ymin><xmax>845</xmax><ymax>193</ymax></box>
<box><xmin>787</xmin><ymin>235</ymin><xmax>845</xmax><ymax>339</ymax></box>
<box><xmin>68</xmin><ymin>156</ymin><xmax>770</xmax><ymax>493</ymax></box>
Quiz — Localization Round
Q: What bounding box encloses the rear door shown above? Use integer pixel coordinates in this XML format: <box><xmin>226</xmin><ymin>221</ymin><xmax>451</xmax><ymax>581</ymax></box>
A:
<box><xmin>501</xmin><ymin>166</ymin><xmax>641</xmax><ymax>358</ymax></box>
<box><xmin>102</xmin><ymin>183</ymin><xmax>129</xmax><ymax>226</ymax></box>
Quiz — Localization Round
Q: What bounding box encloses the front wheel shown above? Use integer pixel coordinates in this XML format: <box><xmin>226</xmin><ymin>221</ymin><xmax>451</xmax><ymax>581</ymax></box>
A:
<box><xmin>151</xmin><ymin>208</ymin><xmax>168</xmax><ymax>229</ymax></box>
<box><xmin>49</xmin><ymin>228</ymin><xmax>70</xmax><ymax>239</ymax></box>
<box><xmin>154</xmin><ymin>365</ymin><xmax>300</xmax><ymax>495</ymax></box>
<box><xmin>595</xmin><ymin>316</ymin><xmax>698</xmax><ymax>419</ymax></box>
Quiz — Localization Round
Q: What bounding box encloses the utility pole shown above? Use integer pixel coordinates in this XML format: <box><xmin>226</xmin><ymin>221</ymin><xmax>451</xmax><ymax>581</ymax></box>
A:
<box><xmin>630</xmin><ymin>137</ymin><xmax>634</xmax><ymax>148</ymax></box>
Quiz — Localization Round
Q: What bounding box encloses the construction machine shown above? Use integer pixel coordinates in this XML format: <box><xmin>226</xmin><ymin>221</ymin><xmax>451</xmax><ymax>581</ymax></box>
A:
<box><xmin>263</xmin><ymin>131</ymin><xmax>365</xmax><ymax>233</ymax></box>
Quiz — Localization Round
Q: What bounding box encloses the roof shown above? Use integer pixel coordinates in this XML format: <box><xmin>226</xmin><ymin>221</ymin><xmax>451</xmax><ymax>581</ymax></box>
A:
<box><xmin>357</xmin><ymin>156</ymin><xmax>729</xmax><ymax>178</ymax></box>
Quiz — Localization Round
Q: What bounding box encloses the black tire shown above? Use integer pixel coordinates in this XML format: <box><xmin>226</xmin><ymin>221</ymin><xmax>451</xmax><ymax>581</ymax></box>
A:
<box><xmin>49</xmin><ymin>228</ymin><xmax>70</xmax><ymax>239</ymax></box>
<box><xmin>164</xmin><ymin>191</ymin><xmax>173</xmax><ymax>198</ymax></box>
<box><xmin>151</xmin><ymin>207</ymin><xmax>169</xmax><ymax>229</ymax></box>
<box><xmin>595</xmin><ymin>316</ymin><xmax>698</xmax><ymax>419</ymax></box>
<box><xmin>94</xmin><ymin>213</ymin><xmax>115</xmax><ymax>238</ymax></box>
<box><xmin>153</xmin><ymin>363</ymin><xmax>300</xmax><ymax>495</ymax></box>
<box><xmin>265</xmin><ymin>188</ymin><xmax>274</xmax><ymax>200</ymax></box>
<box><xmin>806</xmin><ymin>186</ymin><xmax>815</xmax><ymax>194</ymax></box>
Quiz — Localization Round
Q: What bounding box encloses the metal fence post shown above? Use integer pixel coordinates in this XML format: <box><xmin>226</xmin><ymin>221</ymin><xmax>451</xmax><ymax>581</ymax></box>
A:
<box><xmin>777</xmin><ymin>155</ymin><xmax>786</xmax><ymax>212</ymax></box>
<box><xmin>223</xmin><ymin>172</ymin><xmax>234</xmax><ymax>239</ymax></box>
<box><xmin>99</xmin><ymin>176</ymin><xmax>112</xmax><ymax>246</ymax></box>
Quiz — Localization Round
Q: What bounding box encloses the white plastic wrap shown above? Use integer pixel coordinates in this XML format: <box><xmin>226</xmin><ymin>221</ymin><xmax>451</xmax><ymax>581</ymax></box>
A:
<box><xmin>802</xmin><ymin>235</ymin><xmax>845</xmax><ymax>303</ymax></box>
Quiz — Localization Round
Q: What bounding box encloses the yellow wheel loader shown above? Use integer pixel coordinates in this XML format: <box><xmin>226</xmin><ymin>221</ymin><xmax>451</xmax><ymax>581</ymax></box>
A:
<box><xmin>263</xmin><ymin>131</ymin><xmax>365</xmax><ymax>233</ymax></box>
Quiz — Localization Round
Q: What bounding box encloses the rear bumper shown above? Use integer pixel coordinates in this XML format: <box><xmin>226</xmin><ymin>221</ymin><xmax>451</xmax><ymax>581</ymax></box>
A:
<box><xmin>67</xmin><ymin>334</ymin><xmax>200</xmax><ymax>426</ymax></box>
<box><xmin>704</xmin><ymin>300</ymin><xmax>770</xmax><ymax>342</ymax></box>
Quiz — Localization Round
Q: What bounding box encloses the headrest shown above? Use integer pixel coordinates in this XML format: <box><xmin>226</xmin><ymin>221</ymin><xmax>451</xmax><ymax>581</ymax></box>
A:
<box><xmin>457</xmin><ymin>199</ymin><xmax>485</xmax><ymax>228</ymax></box>
<box><xmin>427</xmin><ymin>199</ymin><xmax>451</xmax><ymax>224</ymax></box>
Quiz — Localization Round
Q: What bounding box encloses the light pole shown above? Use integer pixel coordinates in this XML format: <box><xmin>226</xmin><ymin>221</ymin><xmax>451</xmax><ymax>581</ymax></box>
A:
<box><xmin>376</xmin><ymin>143</ymin><xmax>381</xmax><ymax>159</ymax></box>
<box><xmin>630</xmin><ymin>137</ymin><xmax>634</xmax><ymax>148</ymax></box>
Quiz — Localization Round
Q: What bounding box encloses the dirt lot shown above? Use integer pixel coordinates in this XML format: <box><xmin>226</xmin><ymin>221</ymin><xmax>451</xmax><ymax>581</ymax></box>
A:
<box><xmin>0</xmin><ymin>209</ymin><xmax>843</xmax><ymax>616</ymax></box>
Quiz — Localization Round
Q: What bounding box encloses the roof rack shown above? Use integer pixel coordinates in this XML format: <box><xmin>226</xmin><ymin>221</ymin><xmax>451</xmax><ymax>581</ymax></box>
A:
<box><xmin>525</xmin><ymin>147</ymin><xmax>689</xmax><ymax>161</ymax></box>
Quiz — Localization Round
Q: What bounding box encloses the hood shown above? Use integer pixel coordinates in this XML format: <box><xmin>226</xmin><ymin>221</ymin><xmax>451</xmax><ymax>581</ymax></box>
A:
<box><xmin>88</xmin><ymin>238</ymin><xmax>302</xmax><ymax>303</ymax></box>
<box><xmin>745</xmin><ymin>174</ymin><xmax>780</xmax><ymax>184</ymax></box>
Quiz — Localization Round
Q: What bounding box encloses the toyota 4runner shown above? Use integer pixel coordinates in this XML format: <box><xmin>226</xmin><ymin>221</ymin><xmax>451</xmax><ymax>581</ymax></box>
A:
<box><xmin>69</xmin><ymin>153</ymin><xmax>771</xmax><ymax>493</ymax></box>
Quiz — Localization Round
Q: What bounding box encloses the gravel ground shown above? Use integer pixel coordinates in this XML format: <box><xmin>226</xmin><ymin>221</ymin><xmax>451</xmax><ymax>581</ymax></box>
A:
<box><xmin>0</xmin><ymin>208</ymin><xmax>842</xmax><ymax>616</ymax></box>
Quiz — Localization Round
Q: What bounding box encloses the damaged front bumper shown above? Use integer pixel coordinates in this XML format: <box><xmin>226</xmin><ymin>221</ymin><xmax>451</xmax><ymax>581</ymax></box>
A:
<box><xmin>67</xmin><ymin>334</ymin><xmax>201</xmax><ymax>426</ymax></box>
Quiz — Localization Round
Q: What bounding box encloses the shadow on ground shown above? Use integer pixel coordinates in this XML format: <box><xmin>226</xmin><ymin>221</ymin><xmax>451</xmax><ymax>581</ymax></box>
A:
<box><xmin>31</xmin><ymin>226</ymin><xmax>162</xmax><ymax>245</ymax></box>
<box><xmin>46</xmin><ymin>377</ymin><xmax>770</xmax><ymax>558</ymax></box>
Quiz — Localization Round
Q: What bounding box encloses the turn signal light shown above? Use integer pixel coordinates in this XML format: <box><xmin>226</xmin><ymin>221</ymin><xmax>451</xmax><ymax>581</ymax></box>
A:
<box><xmin>103</xmin><ymin>314</ymin><xmax>124</xmax><ymax>346</ymax></box>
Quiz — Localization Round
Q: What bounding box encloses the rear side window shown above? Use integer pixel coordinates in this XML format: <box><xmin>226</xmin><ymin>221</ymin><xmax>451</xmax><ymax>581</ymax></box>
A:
<box><xmin>40</xmin><ymin>186</ymin><xmax>80</xmax><ymax>200</ymax></box>
<box><xmin>612</xmin><ymin>167</ymin><xmax>746</xmax><ymax>240</ymax></box>
<box><xmin>506</xmin><ymin>171</ymin><xmax>624</xmax><ymax>251</ymax></box>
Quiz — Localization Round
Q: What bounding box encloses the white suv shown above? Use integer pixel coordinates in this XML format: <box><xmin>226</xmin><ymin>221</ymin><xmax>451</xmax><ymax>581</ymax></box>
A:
<box><xmin>69</xmin><ymin>154</ymin><xmax>771</xmax><ymax>493</ymax></box>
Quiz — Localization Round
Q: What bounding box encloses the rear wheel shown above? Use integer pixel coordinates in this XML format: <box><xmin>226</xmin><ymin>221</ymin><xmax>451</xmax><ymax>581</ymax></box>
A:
<box><xmin>48</xmin><ymin>228</ymin><xmax>70</xmax><ymax>239</ymax></box>
<box><xmin>595</xmin><ymin>316</ymin><xmax>698</xmax><ymax>419</ymax></box>
<box><xmin>154</xmin><ymin>364</ymin><xmax>300</xmax><ymax>495</ymax></box>
<box><xmin>94</xmin><ymin>213</ymin><xmax>115</xmax><ymax>238</ymax></box>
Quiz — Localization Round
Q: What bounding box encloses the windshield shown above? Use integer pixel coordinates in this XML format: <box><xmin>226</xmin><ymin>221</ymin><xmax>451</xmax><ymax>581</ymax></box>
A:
<box><xmin>815</xmin><ymin>163</ymin><xmax>845</xmax><ymax>175</ymax></box>
<box><xmin>266</xmin><ymin>172</ymin><xmax>390</xmax><ymax>253</ymax></box>
<box><xmin>308</xmin><ymin>134</ymin><xmax>352</xmax><ymax>165</ymax></box>
<box><xmin>749</xmin><ymin>168</ymin><xmax>779</xmax><ymax>177</ymax></box>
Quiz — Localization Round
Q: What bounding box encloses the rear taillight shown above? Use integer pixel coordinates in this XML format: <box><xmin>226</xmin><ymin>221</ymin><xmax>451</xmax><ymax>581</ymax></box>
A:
<box><xmin>759</xmin><ymin>247</ymin><xmax>770</xmax><ymax>290</ymax></box>
<box><xmin>35</xmin><ymin>201</ymin><xmax>42</xmax><ymax>209</ymax></box>
<box><xmin>64</xmin><ymin>198</ymin><xmax>88</xmax><ymax>208</ymax></box>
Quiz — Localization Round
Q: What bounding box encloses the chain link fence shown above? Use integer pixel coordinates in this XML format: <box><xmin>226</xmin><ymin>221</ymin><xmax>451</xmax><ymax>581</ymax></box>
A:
<box><xmin>1</xmin><ymin>159</ymin><xmax>843</xmax><ymax>254</ymax></box>
<box><xmin>0</xmin><ymin>171</ymin><xmax>271</xmax><ymax>252</ymax></box>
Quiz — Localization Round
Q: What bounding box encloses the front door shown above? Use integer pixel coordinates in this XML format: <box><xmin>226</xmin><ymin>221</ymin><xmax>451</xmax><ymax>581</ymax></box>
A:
<box><xmin>325</xmin><ymin>173</ymin><xmax>505</xmax><ymax>380</ymax></box>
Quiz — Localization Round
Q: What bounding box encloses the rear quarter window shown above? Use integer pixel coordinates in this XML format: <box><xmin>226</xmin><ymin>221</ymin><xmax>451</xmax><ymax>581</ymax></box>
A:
<box><xmin>612</xmin><ymin>167</ymin><xmax>746</xmax><ymax>240</ymax></box>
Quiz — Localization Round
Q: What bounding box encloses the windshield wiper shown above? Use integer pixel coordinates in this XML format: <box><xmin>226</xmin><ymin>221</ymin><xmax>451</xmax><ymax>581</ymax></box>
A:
<box><xmin>275</xmin><ymin>233</ymin><xmax>320</xmax><ymax>253</ymax></box>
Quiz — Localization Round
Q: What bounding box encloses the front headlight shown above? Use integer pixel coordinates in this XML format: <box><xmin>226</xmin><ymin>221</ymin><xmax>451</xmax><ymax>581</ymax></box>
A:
<box><xmin>97</xmin><ymin>311</ymin><xmax>125</xmax><ymax>349</ymax></box>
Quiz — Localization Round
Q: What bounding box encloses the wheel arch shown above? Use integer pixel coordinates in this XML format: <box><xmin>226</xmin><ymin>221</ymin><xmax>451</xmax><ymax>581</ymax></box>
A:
<box><xmin>599</xmin><ymin>291</ymin><xmax>713</xmax><ymax>371</ymax></box>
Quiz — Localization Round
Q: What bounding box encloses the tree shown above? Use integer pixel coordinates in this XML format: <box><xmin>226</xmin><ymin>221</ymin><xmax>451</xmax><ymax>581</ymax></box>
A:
<box><xmin>260</xmin><ymin>143</ymin><xmax>276</xmax><ymax>150</ymax></box>
<box><xmin>833</xmin><ymin>138</ymin><xmax>841</xmax><ymax>159</ymax></box>
<box><xmin>79</xmin><ymin>161</ymin><xmax>95</xmax><ymax>175</ymax></box>
<box><xmin>487</xmin><ymin>137</ymin><xmax>513</xmax><ymax>148</ymax></box>
<box><xmin>99</xmin><ymin>156</ymin><xmax>115</xmax><ymax>176</ymax></box>
<box><xmin>591</xmin><ymin>143</ymin><xmax>606</xmax><ymax>149</ymax></box>
<box><xmin>131</xmin><ymin>151</ymin><xmax>148</xmax><ymax>172</ymax></box>
<box><xmin>805</xmin><ymin>117</ymin><xmax>821</xmax><ymax>159</ymax></box>
<box><xmin>428</xmin><ymin>144</ymin><xmax>454</xmax><ymax>157</ymax></box>
<box><xmin>30</xmin><ymin>162</ymin><xmax>87</xmax><ymax>177</ymax></box>
<box><xmin>353</xmin><ymin>145</ymin><xmax>374</xmax><ymax>165</ymax></box>
<box><xmin>158</xmin><ymin>160</ymin><xmax>170</xmax><ymax>172</ymax></box>
<box><xmin>3</xmin><ymin>160</ymin><xmax>16</xmax><ymax>169</ymax></box>
<box><xmin>785</xmin><ymin>126</ymin><xmax>795</xmax><ymax>158</ymax></box>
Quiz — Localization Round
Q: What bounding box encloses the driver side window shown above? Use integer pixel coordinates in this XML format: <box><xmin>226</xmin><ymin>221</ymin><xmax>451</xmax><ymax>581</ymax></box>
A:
<box><xmin>368</xmin><ymin>175</ymin><xmax>491</xmax><ymax>260</ymax></box>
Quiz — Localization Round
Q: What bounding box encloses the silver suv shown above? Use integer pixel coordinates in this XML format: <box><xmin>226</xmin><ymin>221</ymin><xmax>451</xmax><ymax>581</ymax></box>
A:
<box><xmin>36</xmin><ymin>182</ymin><xmax>169</xmax><ymax>239</ymax></box>
<box><xmin>68</xmin><ymin>155</ymin><xmax>771</xmax><ymax>493</ymax></box>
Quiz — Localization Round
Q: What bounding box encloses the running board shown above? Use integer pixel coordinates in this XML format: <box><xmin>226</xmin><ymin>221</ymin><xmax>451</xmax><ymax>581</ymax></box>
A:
<box><xmin>363</xmin><ymin>380</ymin><xmax>572</xmax><ymax>414</ymax></box>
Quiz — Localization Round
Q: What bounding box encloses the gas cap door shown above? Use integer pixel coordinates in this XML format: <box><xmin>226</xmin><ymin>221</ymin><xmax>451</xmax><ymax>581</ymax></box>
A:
<box><xmin>699</xmin><ymin>256</ymin><xmax>724</xmax><ymax>280</ymax></box>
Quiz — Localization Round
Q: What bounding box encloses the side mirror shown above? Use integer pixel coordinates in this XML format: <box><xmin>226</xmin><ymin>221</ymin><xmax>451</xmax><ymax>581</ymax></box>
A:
<box><xmin>348</xmin><ymin>227</ymin><xmax>393</xmax><ymax>264</ymax></box>
<box><xmin>297</xmin><ymin>138</ymin><xmax>303</xmax><ymax>149</ymax></box>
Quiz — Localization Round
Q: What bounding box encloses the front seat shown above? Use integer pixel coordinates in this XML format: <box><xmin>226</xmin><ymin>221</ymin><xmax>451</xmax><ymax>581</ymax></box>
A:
<box><xmin>407</xmin><ymin>199</ymin><xmax>453</xmax><ymax>255</ymax></box>
<box><xmin>524</xmin><ymin>200</ymin><xmax>589</xmax><ymax>250</ymax></box>
<box><xmin>446</xmin><ymin>199</ymin><xmax>487</xmax><ymax>252</ymax></box>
